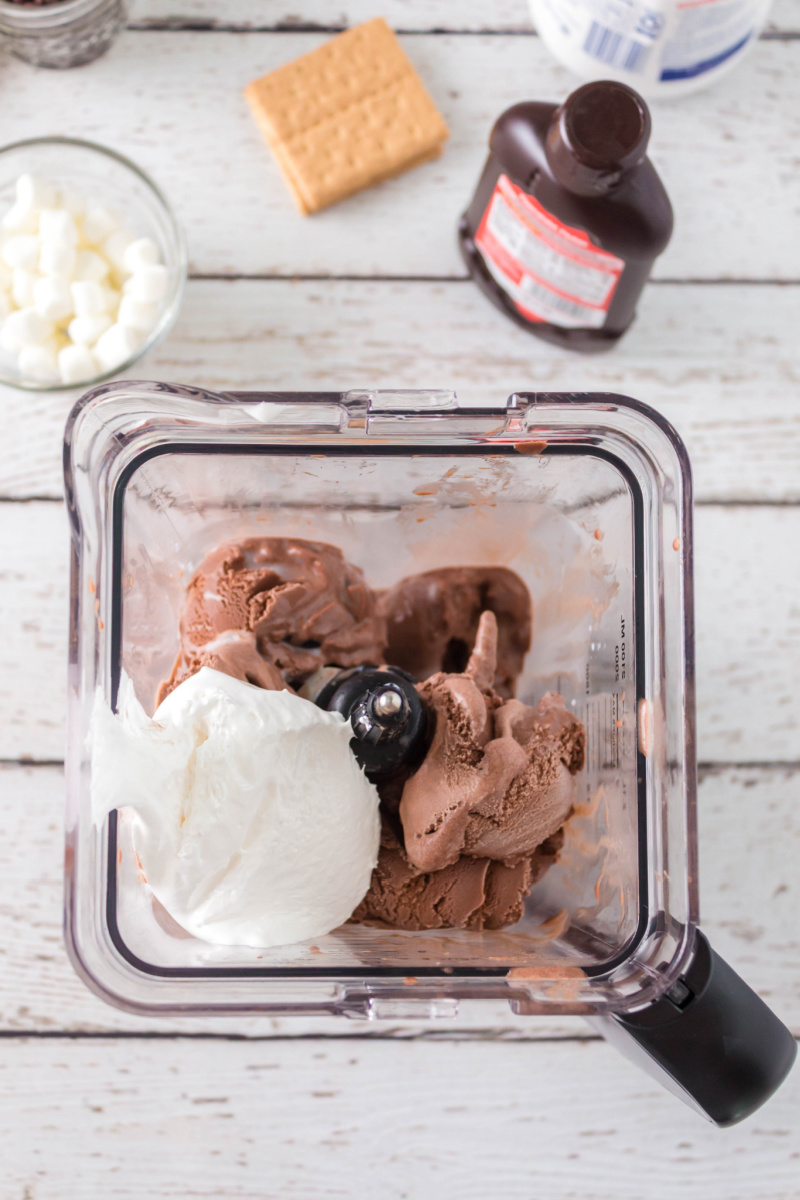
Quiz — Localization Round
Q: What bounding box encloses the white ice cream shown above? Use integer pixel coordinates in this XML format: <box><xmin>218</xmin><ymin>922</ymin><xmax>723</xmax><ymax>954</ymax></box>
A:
<box><xmin>90</xmin><ymin>668</ymin><xmax>381</xmax><ymax>949</ymax></box>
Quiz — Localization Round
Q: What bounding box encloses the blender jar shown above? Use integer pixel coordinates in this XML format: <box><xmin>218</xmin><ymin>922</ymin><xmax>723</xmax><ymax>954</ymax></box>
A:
<box><xmin>63</xmin><ymin>384</ymin><xmax>795</xmax><ymax>1124</ymax></box>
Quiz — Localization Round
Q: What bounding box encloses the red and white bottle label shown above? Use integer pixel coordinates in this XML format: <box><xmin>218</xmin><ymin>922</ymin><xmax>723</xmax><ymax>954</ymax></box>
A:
<box><xmin>474</xmin><ymin>174</ymin><xmax>625</xmax><ymax>329</ymax></box>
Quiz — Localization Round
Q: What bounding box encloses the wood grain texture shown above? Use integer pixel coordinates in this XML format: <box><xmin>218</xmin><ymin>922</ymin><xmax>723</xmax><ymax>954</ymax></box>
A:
<box><xmin>1</xmin><ymin>1035</ymin><xmax>798</xmax><ymax>1200</ymax></box>
<box><xmin>1</xmin><ymin>278</ymin><xmax>798</xmax><ymax>502</ymax></box>
<box><xmin>0</xmin><ymin>10</ymin><xmax>798</xmax><ymax>1176</ymax></box>
<box><xmin>1</xmin><ymin>762</ymin><xmax>797</xmax><ymax>1037</ymax></box>
<box><xmin>128</xmin><ymin>0</ymin><xmax>800</xmax><ymax>34</ymax></box>
<box><xmin>0</xmin><ymin>34</ymin><xmax>797</xmax><ymax>279</ymax></box>
<box><xmin>1</xmin><ymin>503</ymin><xmax>798</xmax><ymax>764</ymax></box>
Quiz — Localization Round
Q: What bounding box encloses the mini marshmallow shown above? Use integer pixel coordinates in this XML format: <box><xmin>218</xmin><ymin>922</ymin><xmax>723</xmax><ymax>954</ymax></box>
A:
<box><xmin>12</xmin><ymin>267</ymin><xmax>40</xmax><ymax>309</ymax></box>
<box><xmin>58</xmin><ymin>343</ymin><xmax>97</xmax><ymax>386</ymax></box>
<box><xmin>39</xmin><ymin>239</ymin><xmax>78</xmax><ymax>279</ymax></box>
<box><xmin>1</xmin><ymin>204</ymin><xmax>39</xmax><ymax>235</ymax></box>
<box><xmin>0</xmin><ymin>178</ymin><xmax>170</xmax><ymax>386</ymax></box>
<box><xmin>33</xmin><ymin>274</ymin><xmax>73</xmax><ymax>323</ymax></box>
<box><xmin>127</xmin><ymin>263</ymin><xmax>168</xmax><ymax>303</ymax></box>
<box><xmin>67</xmin><ymin>313</ymin><xmax>112</xmax><ymax>346</ymax></box>
<box><xmin>102</xmin><ymin>229</ymin><xmax>136</xmax><ymax>273</ymax></box>
<box><xmin>2</xmin><ymin>235</ymin><xmax>40</xmax><ymax>271</ymax></box>
<box><xmin>57</xmin><ymin>188</ymin><xmax>86</xmax><ymax>220</ymax></box>
<box><xmin>118</xmin><ymin>295</ymin><xmax>160</xmax><ymax>335</ymax></box>
<box><xmin>18</xmin><ymin>342</ymin><xmax>60</xmax><ymax>384</ymax></box>
<box><xmin>81</xmin><ymin>205</ymin><xmax>123</xmax><ymax>245</ymax></box>
<box><xmin>122</xmin><ymin>237</ymin><xmax>160</xmax><ymax>274</ymax></box>
<box><xmin>39</xmin><ymin>208</ymin><xmax>79</xmax><ymax>246</ymax></box>
<box><xmin>74</xmin><ymin>249</ymin><xmax>109</xmax><ymax>283</ymax></box>
<box><xmin>16</xmin><ymin>174</ymin><xmax>57</xmax><ymax>212</ymax></box>
<box><xmin>102</xmin><ymin>284</ymin><xmax>120</xmax><ymax>313</ymax></box>
<box><xmin>70</xmin><ymin>279</ymin><xmax>108</xmax><ymax>317</ymax></box>
<box><xmin>94</xmin><ymin>322</ymin><xmax>140</xmax><ymax>372</ymax></box>
<box><xmin>0</xmin><ymin>307</ymin><xmax>54</xmax><ymax>354</ymax></box>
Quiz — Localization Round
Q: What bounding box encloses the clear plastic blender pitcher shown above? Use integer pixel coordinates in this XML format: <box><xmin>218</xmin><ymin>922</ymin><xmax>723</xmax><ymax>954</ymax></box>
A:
<box><xmin>63</xmin><ymin>384</ymin><xmax>796</xmax><ymax>1124</ymax></box>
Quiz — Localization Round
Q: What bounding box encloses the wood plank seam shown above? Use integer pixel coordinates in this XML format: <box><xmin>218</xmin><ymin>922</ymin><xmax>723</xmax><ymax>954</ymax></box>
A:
<box><xmin>124</xmin><ymin>24</ymin><xmax>800</xmax><ymax>39</ymax></box>
<box><xmin>178</xmin><ymin>274</ymin><xmax>800</xmax><ymax>285</ymax></box>
<box><xmin>0</xmin><ymin>1031</ymin><xmax>600</xmax><ymax>1042</ymax></box>
<box><xmin>127</xmin><ymin>23</ymin><xmax>540</xmax><ymax>35</ymax></box>
<box><xmin>0</xmin><ymin>1030</ymin><xmax>795</xmax><ymax>1044</ymax></box>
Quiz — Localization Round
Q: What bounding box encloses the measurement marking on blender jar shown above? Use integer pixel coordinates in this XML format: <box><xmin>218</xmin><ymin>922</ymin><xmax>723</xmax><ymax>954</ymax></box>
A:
<box><xmin>581</xmin><ymin>615</ymin><xmax>630</xmax><ymax>782</ymax></box>
<box><xmin>581</xmin><ymin>691</ymin><xmax>621</xmax><ymax>776</ymax></box>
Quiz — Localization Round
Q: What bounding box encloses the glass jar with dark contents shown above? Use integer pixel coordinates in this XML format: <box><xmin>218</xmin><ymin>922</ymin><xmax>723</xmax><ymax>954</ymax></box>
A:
<box><xmin>0</xmin><ymin>0</ymin><xmax>127</xmax><ymax>68</ymax></box>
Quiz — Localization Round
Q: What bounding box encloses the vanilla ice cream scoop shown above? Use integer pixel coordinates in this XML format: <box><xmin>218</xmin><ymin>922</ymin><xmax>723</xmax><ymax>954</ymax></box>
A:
<box><xmin>90</xmin><ymin>668</ymin><xmax>381</xmax><ymax>948</ymax></box>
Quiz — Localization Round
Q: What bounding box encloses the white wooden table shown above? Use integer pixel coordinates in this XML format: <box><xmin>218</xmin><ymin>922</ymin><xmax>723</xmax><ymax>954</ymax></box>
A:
<box><xmin>1</xmin><ymin>3</ymin><xmax>799</xmax><ymax>1196</ymax></box>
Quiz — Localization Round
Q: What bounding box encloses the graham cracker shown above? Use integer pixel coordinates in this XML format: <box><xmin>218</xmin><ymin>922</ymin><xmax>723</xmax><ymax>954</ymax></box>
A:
<box><xmin>244</xmin><ymin>17</ymin><xmax>449</xmax><ymax>215</ymax></box>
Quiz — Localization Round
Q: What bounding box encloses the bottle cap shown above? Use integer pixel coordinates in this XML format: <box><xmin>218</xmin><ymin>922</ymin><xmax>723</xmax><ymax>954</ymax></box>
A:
<box><xmin>546</xmin><ymin>81</ymin><xmax>651</xmax><ymax>195</ymax></box>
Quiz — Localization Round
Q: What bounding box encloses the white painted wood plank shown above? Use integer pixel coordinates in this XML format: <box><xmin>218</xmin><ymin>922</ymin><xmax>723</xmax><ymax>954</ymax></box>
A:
<box><xmin>128</xmin><ymin>0</ymin><xmax>800</xmax><ymax>34</ymax></box>
<box><xmin>1</xmin><ymin>504</ymin><xmax>798</xmax><ymax>763</ymax></box>
<box><xmin>1</xmin><ymin>279</ymin><xmax>798</xmax><ymax>502</ymax></box>
<box><xmin>754</xmin><ymin>0</ymin><xmax>798</xmax><ymax>33</ymax></box>
<box><xmin>1</xmin><ymin>763</ymin><xmax>797</xmax><ymax>1036</ymax></box>
<box><xmin>0</xmin><ymin>11</ymin><xmax>794</xmax><ymax>1186</ymax></box>
<box><xmin>696</xmin><ymin>765</ymin><xmax>800</xmax><ymax>1015</ymax></box>
<box><xmin>0</xmin><ymin>34</ymin><xmax>797</xmax><ymax>279</ymax></box>
<box><xmin>129</xmin><ymin>0</ymin><xmax>539</xmax><ymax>29</ymax></box>
<box><xmin>0</xmin><ymin>504</ymin><xmax>69</xmax><ymax>763</ymax></box>
<box><xmin>1</xmin><ymin>1036</ymin><xmax>798</xmax><ymax>1199</ymax></box>
<box><xmin>694</xmin><ymin>508</ymin><xmax>800</xmax><ymax>762</ymax></box>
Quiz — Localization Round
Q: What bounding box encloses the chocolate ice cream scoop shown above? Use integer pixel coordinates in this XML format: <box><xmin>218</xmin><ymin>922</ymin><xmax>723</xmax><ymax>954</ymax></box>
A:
<box><xmin>160</xmin><ymin>537</ymin><xmax>387</xmax><ymax>699</ymax></box>
<box><xmin>377</xmin><ymin>566</ymin><xmax>532</xmax><ymax>699</ymax></box>
<box><xmin>157</xmin><ymin>630</ymin><xmax>285</xmax><ymax>705</ymax></box>
<box><xmin>399</xmin><ymin>611</ymin><xmax>585</xmax><ymax>874</ymax></box>
<box><xmin>351</xmin><ymin>815</ymin><xmax>564</xmax><ymax>931</ymax></box>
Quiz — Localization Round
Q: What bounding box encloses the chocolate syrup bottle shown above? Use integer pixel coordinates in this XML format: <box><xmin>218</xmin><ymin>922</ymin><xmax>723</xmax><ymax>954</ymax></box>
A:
<box><xmin>459</xmin><ymin>81</ymin><xmax>673</xmax><ymax>352</ymax></box>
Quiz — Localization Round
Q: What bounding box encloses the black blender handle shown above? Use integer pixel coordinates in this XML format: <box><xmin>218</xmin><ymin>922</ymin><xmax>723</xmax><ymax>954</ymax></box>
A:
<box><xmin>597</xmin><ymin>931</ymin><xmax>796</xmax><ymax>1126</ymax></box>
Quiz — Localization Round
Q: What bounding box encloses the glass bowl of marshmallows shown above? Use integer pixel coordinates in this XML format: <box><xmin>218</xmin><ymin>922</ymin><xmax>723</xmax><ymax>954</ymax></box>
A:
<box><xmin>0</xmin><ymin>137</ymin><xmax>187</xmax><ymax>391</ymax></box>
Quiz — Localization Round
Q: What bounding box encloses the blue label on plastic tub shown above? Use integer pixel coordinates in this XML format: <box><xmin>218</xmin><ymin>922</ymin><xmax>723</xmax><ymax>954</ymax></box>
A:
<box><xmin>660</xmin><ymin>30</ymin><xmax>754</xmax><ymax>79</ymax></box>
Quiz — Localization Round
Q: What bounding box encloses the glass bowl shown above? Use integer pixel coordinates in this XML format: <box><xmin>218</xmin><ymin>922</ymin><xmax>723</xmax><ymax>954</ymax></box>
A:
<box><xmin>0</xmin><ymin>136</ymin><xmax>187</xmax><ymax>392</ymax></box>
